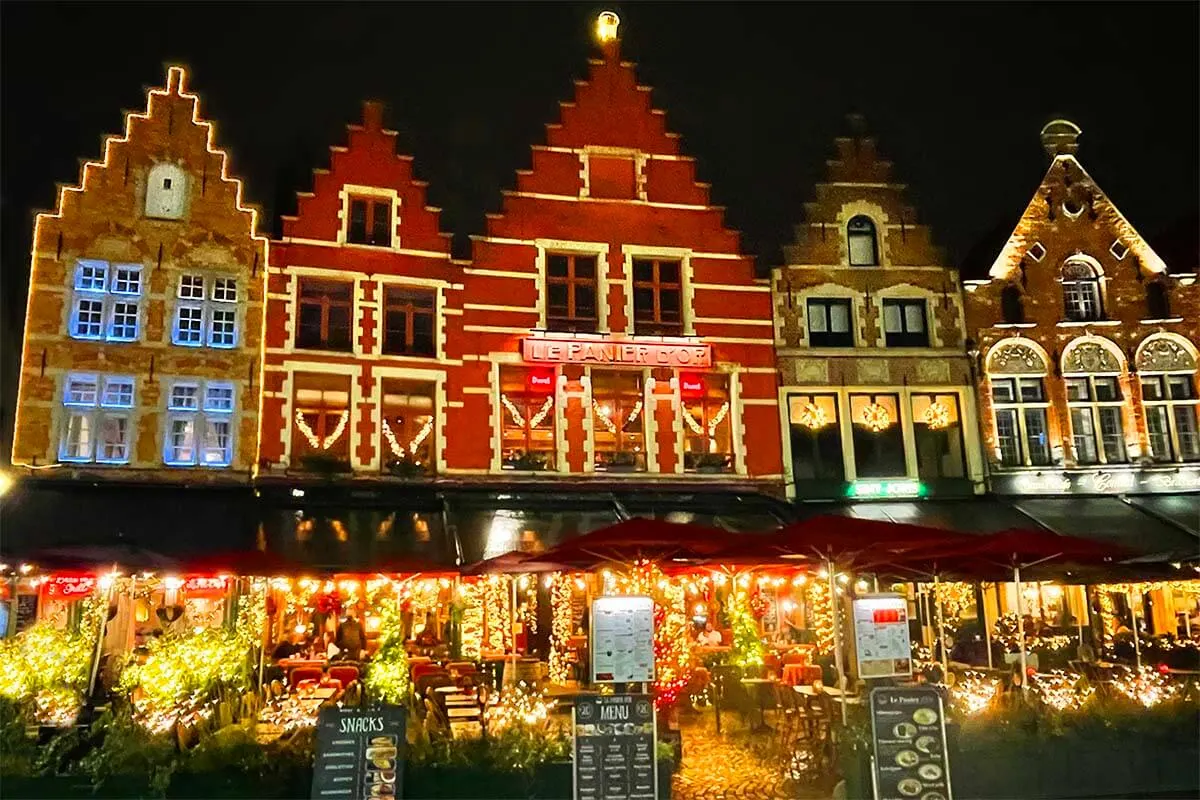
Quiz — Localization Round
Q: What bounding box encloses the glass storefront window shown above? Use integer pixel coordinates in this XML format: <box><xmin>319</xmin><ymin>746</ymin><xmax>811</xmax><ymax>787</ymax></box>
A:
<box><xmin>591</xmin><ymin>371</ymin><xmax>647</xmax><ymax>471</ymax></box>
<box><xmin>849</xmin><ymin>393</ymin><xmax>905</xmax><ymax>478</ymax></box>
<box><xmin>682</xmin><ymin>374</ymin><xmax>732</xmax><ymax>473</ymax></box>
<box><xmin>379</xmin><ymin>379</ymin><xmax>435</xmax><ymax>475</ymax></box>
<box><xmin>499</xmin><ymin>367</ymin><xmax>556</xmax><ymax>471</ymax></box>
<box><xmin>910</xmin><ymin>393</ymin><xmax>966</xmax><ymax>479</ymax></box>
<box><xmin>292</xmin><ymin>373</ymin><xmax>352</xmax><ymax>463</ymax></box>
<box><xmin>787</xmin><ymin>393</ymin><xmax>844</xmax><ymax>481</ymax></box>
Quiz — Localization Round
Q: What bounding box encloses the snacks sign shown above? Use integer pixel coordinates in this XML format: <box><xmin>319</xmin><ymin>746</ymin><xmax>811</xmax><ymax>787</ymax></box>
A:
<box><xmin>311</xmin><ymin>705</ymin><xmax>405</xmax><ymax>800</ymax></box>
<box><xmin>869</xmin><ymin>687</ymin><xmax>952</xmax><ymax>800</ymax></box>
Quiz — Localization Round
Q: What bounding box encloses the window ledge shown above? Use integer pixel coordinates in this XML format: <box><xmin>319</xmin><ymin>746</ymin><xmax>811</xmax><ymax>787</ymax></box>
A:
<box><xmin>1057</xmin><ymin>320</ymin><xmax>1120</xmax><ymax>327</ymax></box>
<box><xmin>990</xmin><ymin>322</ymin><xmax>1037</xmax><ymax>329</ymax></box>
<box><xmin>341</xmin><ymin>241</ymin><xmax>397</xmax><ymax>252</ymax></box>
<box><xmin>1140</xmin><ymin>318</ymin><xmax>1184</xmax><ymax>324</ymax></box>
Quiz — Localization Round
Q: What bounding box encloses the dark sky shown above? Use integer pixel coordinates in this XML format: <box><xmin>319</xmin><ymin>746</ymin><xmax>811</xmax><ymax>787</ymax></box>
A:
<box><xmin>1</xmin><ymin>2</ymin><xmax>1197</xmax><ymax>459</ymax></box>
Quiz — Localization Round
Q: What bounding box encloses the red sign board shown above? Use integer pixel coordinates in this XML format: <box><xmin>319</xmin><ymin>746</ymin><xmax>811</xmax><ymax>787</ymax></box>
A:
<box><xmin>41</xmin><ymin>575</ymin><xmax>96</xmax><ymax>600</ymax></box>
<box><xmin>872</xmin><ymin>608</ymin><xmax>906</xmax><ymax>624</ymax></box>
<box><xmin>183</xmin><ymin>576</ymin><xmax>230</xmax><ymax>596</ymax></box>
<box><xmin>679</xmin><ymin>373</ymin><xmax>705</xmax><ymax>399</ymax></box>
<box><xmin>522</xmin><ymin>337</ymin><xmax>711</xmax><ymax>368</ymax></box>
<box><xmin>526</xmin><ymin>368</ymin><xmax>556</xmax><ymax>395</ymax></box>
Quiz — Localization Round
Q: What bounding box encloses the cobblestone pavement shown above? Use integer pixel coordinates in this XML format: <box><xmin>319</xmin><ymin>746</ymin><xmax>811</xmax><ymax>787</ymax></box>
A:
<box><xmin>671</xmin><ymin>710</ymin><xmax>835</xmax><ymax>800</ymax></box>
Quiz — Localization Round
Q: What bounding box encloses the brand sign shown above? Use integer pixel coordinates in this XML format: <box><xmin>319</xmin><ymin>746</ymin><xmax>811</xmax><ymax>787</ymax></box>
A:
<box><xmin>522</xmin><ymin>337</ymin><xmax>711</xmax><ymax>368</ymax></box>
<box><xmin>183</xmin><ymin>576</ymin><xmax>230</xmax><ymax>596</ymax></box>
<box><xmin>847</xmin><ymin>480</ymin><xmax>925</xmax><ymax>499</ymax></box>
<box><xmin>852</xmin><ymin>595</ymin><xmax>913</xmax><ymax>679</ymax></box>
<box><xmin>679</xmin><ymin>373</ymin><xmax>705</xmax><ymax>399</ymax></box>
<box><xmin>41</xmin><ymin>575</ymin><xmax>97</xmax><ymax>600</ymax></box>
<box><xmin>573</xmin><ymin>694</ymin><xmax>657</xmax><ymax>800</ymax></box>
<box><xmin>311</xmin><ymin>705</ymin><xmax>405</xmax><ymax>800</ymax></box>
<box><xmin>991</xmin><ymin>466</ymin><xmax>1200</xmax><ymax>496</ymax></box>
<box><xmin>526</xmin><ymin>368</ymin><xmax>556</xmax><ymax>394</ymax></box>
<box><xmin>869</xmin><ymin>687</ymin><xmax>952</xmax><ymax>800</ymax></box>
<box><xmin>591</xmin><ymin>595</ymin><xmax>655</xmax><ymax>684</ymax></box>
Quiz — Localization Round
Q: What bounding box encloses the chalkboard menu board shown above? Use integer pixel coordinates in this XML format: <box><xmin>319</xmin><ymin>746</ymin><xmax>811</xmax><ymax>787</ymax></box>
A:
<box><xmin>15</xmin><ymin>595</ymin><xmax>37</xmax><ymax>633</ymax></box>
<box><xmin>573</xmin><ymin>694</ymin><xmax>656</xmax><ymax>800</ymax></box>
<box><xmin>869</xmin><ymin>687</ymin><xmax>952</xmax><ymax>800</ymax></box>
<box><xmin>311</xmin><ymin>705</ymin><xmax>405</xmax><ymax>800</ymax></box>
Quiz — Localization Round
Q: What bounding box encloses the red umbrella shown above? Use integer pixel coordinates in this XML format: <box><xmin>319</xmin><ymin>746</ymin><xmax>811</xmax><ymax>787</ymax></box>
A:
<box><xmin>459</xmin><ymin>550</ymin><xmax>572</xmax><ymax>576</ymax></box>
<box><xmin>533</xmin><ymin>517</ymin><xmax>734</xmax><ymax>567</ymax></box>
<box><xmin>183</xmin><ymin>549</ymin><xmax>304</xmax><ymax>576</ymax></box>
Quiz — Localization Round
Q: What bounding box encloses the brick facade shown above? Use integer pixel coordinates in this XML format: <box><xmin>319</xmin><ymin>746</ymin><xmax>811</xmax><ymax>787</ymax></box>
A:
<box><xmin>773</xmin><ymin>119</ymin><xmax>984</xmax><ymax>500</ymax></box>
<box><xmin>12</xmin><ymin>67</ymin><xmax>266</xmax><ymax>481</ymax></box>
<box><xmin>964</xmin><ymin>121</ymin><xmax>1200</xmax><ymax>494</ymax></box>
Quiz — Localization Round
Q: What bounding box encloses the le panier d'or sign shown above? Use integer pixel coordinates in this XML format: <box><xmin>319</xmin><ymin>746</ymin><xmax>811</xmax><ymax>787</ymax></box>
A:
<box><xmin>522</xmin><ymin>336</ymin><xmax>712</xmax><ymax>368</ymax></box>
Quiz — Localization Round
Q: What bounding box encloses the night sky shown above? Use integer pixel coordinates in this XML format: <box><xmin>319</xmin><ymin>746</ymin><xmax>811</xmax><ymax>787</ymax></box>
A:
<box><xmin>1</xmin><ymin>2</ymin><xmax>1197</xmax><ymax>461</ymax></box>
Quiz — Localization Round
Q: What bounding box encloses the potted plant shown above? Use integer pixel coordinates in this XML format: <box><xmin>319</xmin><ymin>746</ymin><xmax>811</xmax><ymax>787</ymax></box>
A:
<box><xmin>693</xmin><ymin>453</ymin><xmax>731</xmax><ymax>474</ymax></box>
<box><xmin>503</xmin><ymin>451</ymin><xmax>548</xmax><ymax>472</ymax></box>
<box><xmin>297</xmin><ymin>454</ymin><xmax>351</xmax><ymax>476</ymax></box>
<box><xmin>603</xmin><ymin>450</ymin><xmax>640</xmax><ymax>472</ymax></box>
<box><xmin>385</xmin><ymin>454</ymin><xmax>427</xmax><ymax>478</ymax></box>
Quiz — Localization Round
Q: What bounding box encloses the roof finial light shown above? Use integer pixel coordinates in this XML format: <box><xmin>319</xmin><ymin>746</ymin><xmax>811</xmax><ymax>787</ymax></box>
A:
<box><xmin>596</xmin><ymin>11</ymin><xmax>620</xmax><ymax>44</ymax></box>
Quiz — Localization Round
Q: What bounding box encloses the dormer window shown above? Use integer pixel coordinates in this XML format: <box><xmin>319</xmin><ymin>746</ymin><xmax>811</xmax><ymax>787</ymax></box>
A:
<box><xmin>847</xmin><ymin>216</ymin><xmax>879</xmax><ymax>266</ymax></box>
<box><xmin>1146</xmin><ymin>281</ymin><xmax>1170</xmax><ymax>320</ymax></box>
<box><xmin>1062</xmin><ymin>259</ymin><xmax>1103</xmax><ymax>321</ymax></box>
<box><xmin>145</xmin><ymin>163</ymin><xmax>188</xmax><ymax>220</ymax></box>
<box><xmin>1001</xmin><ymin>285</ymin><xmax>1025</xmax><ymax>324</ymax></box>
<box><xmin>347</xmin><ymin>197</ymin><xmax>393</xmax><ymax>247</ymax></box>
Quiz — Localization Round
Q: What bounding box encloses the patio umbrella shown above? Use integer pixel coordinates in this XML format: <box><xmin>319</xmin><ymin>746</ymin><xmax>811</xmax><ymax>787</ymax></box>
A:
<box><xmin>532</xmin><ymin>517</ymin><xmax>733</xmax><ymax>567</ymax></box>
<box><xmin>183</xmin><ymin>549</ymin><xmax>305</xmax><ymax>577</ymax></box>
<box><xmin>459</xmin><ymin>550</ymin><xmax>572</xmax><ymax>576</ymax></box>
<box><xmin>16</xmin><ymin>543</ymin><xmax>181</xmax><ymax>573</ymax></box>
<box><xmin>900</xmin><ymin>529</ymin><xmax>1130</xmax><ymax>685</ymax></box>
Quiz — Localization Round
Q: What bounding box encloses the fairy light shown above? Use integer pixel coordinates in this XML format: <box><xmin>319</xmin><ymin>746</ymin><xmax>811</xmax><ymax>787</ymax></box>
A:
<box><xmin>501</xmin><ymin>394</ymin><xmax>554</xmax><ymax>429</ymax></box>
<box><xmin>459</xmin><ymin>582</ymin><xmax>484</xmax><ymax>660</ymax></box>
<box><xmin>860</xmin><ymin>402</ymin><xmax>892</xmax><ymax>432</ymax></box>
<box><xmin>1030</xmin><ymin>670</ymin><xmax>1094</xmax><ymax>711</ymax></box>
<box><xmin>796</xmin><ymin>402</ymin><xmax>829</xmax><ymax>430</ymax></box>
<box><xmin>548</xmin><ymin>574</ymin><xmax>574</xmax><ymax>684</ymax></box>
<box><xmin>484</xmin><ymin>685</ymin><xmax>557</xmax><ymax>733</ymax></box>
<box><xmin>950</xmin><ymin>671</ymin><xmax>1001</xmax><ymax>715</ymax></box>
<box><xmin>806</xmin><ymin>579</ymin><xmax>835</xmax><ymax>654</ymax></box>
<box><xmin>1111</xmin><ymin>666</ymin><xmax>1182</xmax><ymax>708</ymax></box>
<box><xmin>294</xmin><ymin>409</ymin><xmax>349</xmax><ymax>450</ymax></box>
<box><xmin>592</xmin><ymin>399</ymin><xmax>642</xmax><ymax>434</ymax></box>
<box><xmin>682</xmin><ymin>402</ymin><xmax>730</xmax><ymax>440</ymax></box>
<box><xmin>921</xmin><ymin>401</ymin><xmax>951</xmax><ymax>430</ymax></box>
<box><xmin>382</xmin><ymin>416</ymin><xmax>434</xmax><ymax>459</ymax></box>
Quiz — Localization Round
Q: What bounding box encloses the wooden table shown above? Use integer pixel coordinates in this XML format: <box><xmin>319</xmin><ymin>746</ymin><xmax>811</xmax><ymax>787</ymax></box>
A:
<box><xmin>447</xmin><ymin>706</ymin><xmax>481</xmax><ymax>719</ymax></box>
<box><xmin>780</xmin><ymin>663</ymin><xmax>821</xmax><ymax>686</ymax></box>
<box><xmin>740</xmin><ymin>678</ymin><xmax>775</xmax><ymax>733</ymax></box>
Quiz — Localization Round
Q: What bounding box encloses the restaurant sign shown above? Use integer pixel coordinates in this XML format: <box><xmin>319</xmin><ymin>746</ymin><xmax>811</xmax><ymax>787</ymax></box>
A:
<box><xmin>310</xmin><ymin>705</ymin><xmax>405</xmax><ymax>800</ymax></box>
<box><xmin>991</xmin><ymin>465</ymin><xmax>1200</xmax><ymax>496</ymax></box>
<box><xmin>40</xmin><ymin>575</ymin><xmax>97</xmax><ymax>600</ymax></box>
<box><xmin>852</xmin><ymin>595</ymin><xmax>913</xmax><ymax>679</ymax></box>
<box><xmin>573</xmin><ymin>694</ymin><xmax>657</xmax><ymax>800</ymax></box>
<box><xmin>591</xmin><ymin>595</ymin><xmax>655</xmax><ymax>684</ymax></box>
<box><xmin>522</xmin><ymin>336</ymin><xmax>711</xmax><ymax>368</ymax></box>
<box><xmin>870</xmin><ymin>687</ymin><xmax>952</xmax><ymax>800</ymax></box>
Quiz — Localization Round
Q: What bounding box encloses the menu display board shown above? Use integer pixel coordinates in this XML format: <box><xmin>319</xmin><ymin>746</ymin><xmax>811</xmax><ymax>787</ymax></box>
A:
<box><xmin>14</xmin><ymin>594</ymin><xmax>38</xmax><ymax>633</ymax></box>
<box><xmin>869</xmin><ymin>687</ymin><xmax>952</xmax><ymax>800</ymax></box>
<box><xmin>310</xmin><ymin>705</ymin><xmax>405</xmax><ymax>800</ymax></box>
<box><xmin>573</xmin><ymin>694</ymin><xmax>657</xmax><ymax>800</ymax></box>
<box><xmin>852</xmin><ymin>595</ymin><xmax>913</xmax><ymax>679</ymax></box>
<box><xmin>590</xmin><ymin>595</ymin><xmax>655</xmax><ymax>684</ymax></box>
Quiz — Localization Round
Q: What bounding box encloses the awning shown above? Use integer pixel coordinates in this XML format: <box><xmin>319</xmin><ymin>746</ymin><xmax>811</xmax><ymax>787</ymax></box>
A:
<box><xmin>1123</xmin><ymin>494</ymin><xmax>1200</xmax><ymax>537</ymax></box>
<box><xmin>802</xmin><ymin>499</ymin><xmax>1039</xmax><ymax>535</ymax></box>
<box><xmin>1009</xmin><ymin>497</ymin><xmax>1200</xmax><ymax>558</ymax></box>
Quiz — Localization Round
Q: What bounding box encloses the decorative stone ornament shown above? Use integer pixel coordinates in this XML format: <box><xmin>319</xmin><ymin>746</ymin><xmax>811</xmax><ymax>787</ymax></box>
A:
<box><xmin>1136</xmin><ymin>338</ymin><xmax>1196</xmax><ymax>373</ymax></box>
<box><xmin>1063</xmin><ymin>340</ymin><xmax>1121</xmax><ymax>374</ymax></box>
<box><xmin>988</xmin><ymin>343</ymin><xmax>1047</xmax><ymax>374</ymax></box>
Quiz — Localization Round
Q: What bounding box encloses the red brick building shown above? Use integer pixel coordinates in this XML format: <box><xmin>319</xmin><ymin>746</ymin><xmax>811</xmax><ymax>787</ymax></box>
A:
<box><xmin>258</xmin><ymin>19</ymin><xmax>782</xmax><ymax>493</ymax></box>
<box><xmin>260</xmin><ymin>103</ymin><xmax>460</xmax><ymax>476</ymax></box>
<box><xmin>964</xmin><ymin>121</ymin><xmax>1200</xmax><ymax>505</ymax></box>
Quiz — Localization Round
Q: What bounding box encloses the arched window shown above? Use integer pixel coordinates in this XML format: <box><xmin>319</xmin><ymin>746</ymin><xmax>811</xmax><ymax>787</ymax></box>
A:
<box><xmin>1136</xmin><ymin>335</ymin><xmax>1199</xmax><ymax>463</ymax></box>
<box><xmin>145</xmin><ymin>162</ymin><xmax>188</xmax><ymax>220</ymax></box>
<box><xmin>1061</xmin><ymin>259</ymin><xmax>1103</xmax><ymax>321</ymax></box>
<box><xmin>1146</xmin><ymin>281</ymin><xmax>1170</xmax><ymax>320</ymax></box>
<box><xmin>847</xmin><ymin>216</ymin><xmax>879</xmax><ymax>266</ymax></box>
<box><xmin>1000</xmin><ymin>285</ymin><xmax>1025</xmax><ymax>324</ymax></box>
<box><xmin>1062</xmin><ymin>339</ymin><xmax>1127</xmax><ymax>465</ymax></box>
<box><xmin>986</xmin><ymin>342</ymin><xmax>1053</xmax><ymax>467</ymax></box>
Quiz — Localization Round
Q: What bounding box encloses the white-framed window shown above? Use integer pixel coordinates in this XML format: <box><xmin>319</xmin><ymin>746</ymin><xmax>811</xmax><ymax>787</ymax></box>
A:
<box><xmin>1062</xmin><ymin>259</ymin><xmax>1103</xmax><ymax>322</ymax></box>
<box><xmin>847</xmin><ymin>215</ymin><xmax>879</xmax><ymax>266</ymax></box>
<box><xmin>882</xmin><ymin>299</ymin><xmax>929</xmax><ymax>347</ymax></box>
<box><xmin>145</xmin><ymin>162</ymin><xmax>188</xmax><ymax>220</ymax></box>
<box><xmin>172</xmin><ymin>274</ymin><xmax>239</xmax><ymax>348</ymax></box>
<box><xmin>1142</xmin><ymin>373</ymin><xmax>1200</xmax><ymax>462</ymax></box>
<box><xmin>164</xmin><ymin>379</ymin><xmax>236</xmax><ymax>467</ymax></box>
<box><xmin>989</xmin><ymin>376</ymin><xmax>1053</xmax><ymax>467</ymax></box>
<box><xmin>59</xmin><ymin>373</ymin><xmax>134</xmax><ymax>464</ymax></box>
<box><xmin>70</xmin><ymin>260</ymin><xmax>142</xmax><ymax>342</ymax></box>
<box><xmin>1065</xmin><ymin>375</ymin><xmax>1127</xmax><ymax>465</ymax></box>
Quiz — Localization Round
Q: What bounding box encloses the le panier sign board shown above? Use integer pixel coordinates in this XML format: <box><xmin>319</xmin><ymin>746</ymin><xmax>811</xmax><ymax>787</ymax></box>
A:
<box><xmin>869</xmin><ymin>687</ymin><xmax>952</xmax><ymax>800</ymax></box>
<box><xmin>590</xmin><ymin>594</ymin><xmax>655</xmax><ymax>684</ymax></box>
<box><xmin>522</xmin><ymin>336</ymin><xmax>712</xmax><ymax>368</ymax></box>
<box><xmin>573</xmin><ymin>693</ymin><xmax>657</xmax><ymax>800</ymax></box>
<box><xmin>852</xmin><ymin>594</ymin><xmax>913</xmax><ymax>679</ymax></box>
<box><xmin>311</xmin><ymin>705</ymin><xmax>404</xmax><ymax>800</ymax></box>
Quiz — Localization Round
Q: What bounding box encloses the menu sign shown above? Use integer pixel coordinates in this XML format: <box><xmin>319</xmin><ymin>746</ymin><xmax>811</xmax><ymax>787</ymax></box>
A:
<box><xmin>852</xmin><ymin>595</ymin><xmax>913</xmax><ymax>679</ymax></box>
<box><xmin>590</xmin><ymin>595</ymin><xmax>655</xmax><ymax>684</ymax></box>
<box><xmin>869</xmin><ymin>687</ymin><xmax>952</xmax><ymax>800</ymax></box>
<box><xmin>41</xmin><ymin>575</ymin><xmax>97</xmax><ymax>600</ymax></box>
<box><xmin>573</xmin><ymin>694</ymin><xmax>657</xmax><ymax>800</ymax></box>
<box><xmin>14</xmin><ymin>594</ymin><xmax>38</xmax><ymax>633</ymax></box>
<box><xmin>311</xmin><ymin>705</ymin><xmax>405</xmax><ymax>800</ymax></box>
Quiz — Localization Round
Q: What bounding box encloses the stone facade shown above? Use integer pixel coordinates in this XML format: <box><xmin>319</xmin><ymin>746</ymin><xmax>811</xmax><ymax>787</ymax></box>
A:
<box><xmin>964</xmin><ymin>121</ymin><xmax>1200</xmax><ymax>495</ymax></box>
<box><xmin>773</xmin><ymin>118</ymin><xmax>983</xmax><ymax>500</ymax></box>
<box><xmin>12</xmin><ymin>67</ymin><xmax>266</xmax><ymax>481</ymax></box>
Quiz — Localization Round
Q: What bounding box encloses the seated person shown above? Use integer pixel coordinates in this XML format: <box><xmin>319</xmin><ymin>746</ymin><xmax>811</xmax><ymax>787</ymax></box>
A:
<box><xmin>415</xmin><ymin>613</ymin><xmax>441</xmax><ymax>648</ymax></box>
<box><xmin>697</xmin><ymin>621</ymin><xmax>723</xmax><ymax>647</ymax></box>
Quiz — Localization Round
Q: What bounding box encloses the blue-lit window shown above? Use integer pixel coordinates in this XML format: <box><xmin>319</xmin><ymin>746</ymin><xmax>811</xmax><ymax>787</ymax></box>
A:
<box><xmin>173</xmin><ymin>274</ymin><xmax>238</xmax><ymax>349</ymax></box>
<box><xmin>70</xmin><ymin>261</ymin><xmax>142</xmax><ymax>342</ymax></box>
<box><xmin>59</xmin><ymin>372</ymin><xmax>133</xmax><ymax>464</ymax></box>
<box><xmin>164</xmin><ymin>379</ymin><xmax>234</xmax><ymax>467</ymax></box>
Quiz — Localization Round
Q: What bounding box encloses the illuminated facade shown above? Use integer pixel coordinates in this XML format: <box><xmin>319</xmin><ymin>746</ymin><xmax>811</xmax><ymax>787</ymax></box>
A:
<box><xmin>259</xmin><ymin>103</ymin><xmax>460</xmax><ymax>477</ymax></box>
<box><xmin>964</xmin><ymin>121</ymin><xmax>1200</xmax><ymax>497</ymax></box>
<box><xmin>11</xmin><ymin>67</ymin><xmax>266</xmax><ymax>480</ymax></box>
<box><xmin>454</xmin><ymin>26</ymin><xmax>782</xmax><ymax>486</ymax></box>
<box><xmin>773</xmin><ymin>119</ymin><xmax>985</xmax><ymax>501</ymax></box>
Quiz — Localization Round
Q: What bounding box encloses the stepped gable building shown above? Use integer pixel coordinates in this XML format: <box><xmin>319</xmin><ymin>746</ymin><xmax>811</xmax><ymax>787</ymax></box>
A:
<box><xmin>455</xmin><ymin>14</ymin><xmax>782</xmax><ymax>487</ymax></box>
<box><xmin>259</xmin><ymin>102</ymin><xmax>460</xmax><ymax>477</ymax></box>
<box><xmin>964</xmin><ymin>121</ymin><xmax>1200</xmax><ymax>512</ymax></box>
<box><xmin>11</xmin><ymin>67</ymin><xmax>266</xmax><ymax>480</ymax></box>
<box><xmin>773</xmin><ymin>117</ymin><xmax>984</xmax><ymax>504</ymax></box>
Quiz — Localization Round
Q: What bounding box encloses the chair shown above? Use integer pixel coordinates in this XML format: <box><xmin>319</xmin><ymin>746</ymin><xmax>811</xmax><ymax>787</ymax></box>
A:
<box><xmin>319</xmin><ymin>677</ymin><xmax>344</xmax><ymax>693</ymax></box>
<box><xmin>416</xmin><ymin>671</ymin><xmax>454</xmax><ymax>701</ymax></box>
<box><xmin>328</xmin><ymin>665</ymin><xmax>360</xmax><ymax>687</ymax></box>
<box><xmin>295</xmin><ymin>679</ymin><xmax>320</xmax><ymax>693</ymax></box>
<box><xmin>411</xmin><ymin>662</ymin><xmax>441</xmax><ymax>683</ymax></box>
<box><xmin>289</xmin><ymin>667</ymin><xmax>324</xmax><ymax>686</ymax></box>
<box><xmin>764</xmin><ymin>654</ymin><xmax>782</xmax><ymax>675</ymax></box>
<box><xmin>782</xmin><ymin>651</ymin><xmax>808</xmax><ymax>666</ymax></box>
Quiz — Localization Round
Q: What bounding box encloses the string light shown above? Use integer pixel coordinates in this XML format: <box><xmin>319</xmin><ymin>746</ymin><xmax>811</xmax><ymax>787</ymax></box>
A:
<box><xmin>796</xmin><ymin>402</ymin><xmax>829</xmax><ymax>431</ymax></box>
<box><xmin>806</xmin><ymin>580</ymin><xmax>835</xmax><ymax>655</ymax></box>
<box><xmin>950</xmin><ymin>671</ymin><xmax>1001</xmax><ymax>715</ymax></box>
<box><xmin>294</xmin><ymin>409</ymin><xmax>349</xmax><ymax>450</ymax></box>
<box><xmin>860</xmin><ymin>402</ymin><xmax>892</xmax><ymax>432</ymax></box>
<box><xmin>501</xmin><ymin>394</ymin><xmax>554</xmax><ymax>429</ymax></box>
<box><xmin>548</xmin><ymin>574</ymin><xmax>574</xmax><ymax>684</ymax></box>
<box><xmin>1111</xmin><ymin>666</ymin><xmax>1182</xmax><ymax>708</ymax></box>
<box><xmin>591</xmin><ymin>400</ymin><xmax>643</xmax><ymax>434</ymax></box>
<box><xmin>1030</xmin><ymin>670</ymin><xmax>1094</xmax><ymax>711</ymax></box>
<box><xmin>922</xmin><ymin>401</ymin><xmax>951</xmax><ymax>430</ymax></box>
<box><xmin>381</xmin><ymin>417</ymin><xmax>433</xmax><ymax>459</ymax></box>
<box><xmin>682</xmin><ymin>402</ymin><xmax>730</xmax><ymax>439</ymax></box>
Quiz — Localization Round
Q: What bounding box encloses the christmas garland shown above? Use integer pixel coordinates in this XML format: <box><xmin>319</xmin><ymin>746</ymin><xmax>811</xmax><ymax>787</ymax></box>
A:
<box><xmin>381</xmin><ymin>417</ymin><xmax>434</xmax><ymax>458</ymax></box>
<box><xmin>682</xmin><ymin>402</ymin><xmax>730</xmax><ymax>437</ymax></box>
<box><xmin>294</xmin><ymin>409</ymin><xmax>349</xmax><ymax>450</ymax></box>
<box><xmin>591</xmin><ymin>400</ymin><xmax>644</xmax><ymax>434</ymax></box>
<box><xmin>796</xmin><ymin>402</ymin><xmax>828</xmax><ymax>430</ymax></box>
<box><xmin>859</xmin><ymin>402</ymin><xmax>891</xmax><ymax>432</ymax></box>
<box><xmin>501</xmin><ymin>394</ymin><xmax>554</xmax><ymax>429</ymax></box>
